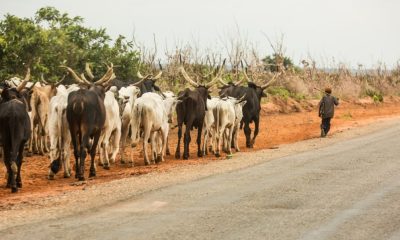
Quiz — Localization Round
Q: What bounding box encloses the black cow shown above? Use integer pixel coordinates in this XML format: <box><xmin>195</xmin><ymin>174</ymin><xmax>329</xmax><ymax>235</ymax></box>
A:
<box><xmin>0</xmin><ymin>69</ymin><xmax>32</xmax><ymax>193</ymax></box>
<box><xmin>218</xmin><ymin>72</ymin><xmax>278</xmax><ymax>148</ymax></box>
<box><xmin>175</xmin><ymin>64</ymin><xmax>224</xmax><ymax>160</ymax></box>
<box><xmin>132</xmin><ymin>71</ymin><xmax>163</xmax><ymax>96</ymax></box>
<box><xmin>63</xmin><ymin>65</ymin><xmax>114</xmax><ymax>181</ymax></box>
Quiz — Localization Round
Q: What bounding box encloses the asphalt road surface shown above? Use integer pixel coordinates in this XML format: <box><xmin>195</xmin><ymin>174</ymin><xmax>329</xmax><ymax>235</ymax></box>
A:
<box><xmin>2</xmin><ymin>123</ymin><xmax>400</xmax><ymax>240</ymax></box>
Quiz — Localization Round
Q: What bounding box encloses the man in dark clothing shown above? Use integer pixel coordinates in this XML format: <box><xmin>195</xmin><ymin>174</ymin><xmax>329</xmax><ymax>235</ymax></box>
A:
<box><xmin>319</xmin><ymin>87</ymin><xmax>339</xmax><ymax>137</ymax></box>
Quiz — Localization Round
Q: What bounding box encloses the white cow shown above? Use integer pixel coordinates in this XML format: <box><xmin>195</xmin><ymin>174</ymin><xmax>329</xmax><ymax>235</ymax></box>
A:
<box><xmin>98</xmin><ymin>87</ymin><xmax>121</xmax><ymax>169</ymax></box>
<box><xmin>47</xmin><ymin>84</ymin><xmax>80</xmax><ymax>179</ymax></box>
<box><xmin>130</xmin><ymin>92</ymin><xmax>179</xmax><ymax>166</ymax></box>
<box><xmin>214</xmin><ymin>97</ymin><xmax>246</xmax><ymax>157</ymax></box>
<box><xmin>202</xmin><ymin>97</ymin><xmax>221</xmax><ymax>156</ymax></box>
<box><xmin>118</xmin><ymin>85</ymin><xmax>140</xmax><ymax>163</ymax></box>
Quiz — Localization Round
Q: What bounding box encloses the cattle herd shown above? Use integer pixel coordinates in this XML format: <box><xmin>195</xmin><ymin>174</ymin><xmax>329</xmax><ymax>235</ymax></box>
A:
<box><xmin>0</xmin><ymin>62</ymin><xmax>277</xmax><ymax>193</ymax></box>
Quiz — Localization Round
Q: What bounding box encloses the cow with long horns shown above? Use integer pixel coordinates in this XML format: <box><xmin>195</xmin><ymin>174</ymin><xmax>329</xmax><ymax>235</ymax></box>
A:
<box><xmin>0</xmin><ymin>68</ymin><xmax>33</xmax><ymax>193</ymax></box>
<box><xmin>62</xmin><ymin>64</ymin><xmax>115</xmax><ymax>181</ymax></box>
<box><xmin>132</xmin><ymin>71</ymin><xmax>163</xmax><ymax>96</ymax></box>
<box><xmin>175</xmin><ymin>61</ymin><xmax>225</xmax><ymax>160</ymax></box>
<box><xmin>218</xmin><ymin>68</ymin><xmax>279</xmax><ymax>148</ymax></box>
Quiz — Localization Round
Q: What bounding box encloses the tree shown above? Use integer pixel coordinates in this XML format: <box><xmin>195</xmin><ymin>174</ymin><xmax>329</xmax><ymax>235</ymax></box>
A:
<box><xmin>0</xmin><ymin>7</ymin><xmax>140</xmax><ymax>82</ymax></box>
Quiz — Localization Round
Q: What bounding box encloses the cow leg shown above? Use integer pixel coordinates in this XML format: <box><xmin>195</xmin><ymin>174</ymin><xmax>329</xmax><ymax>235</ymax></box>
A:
<box><xmin>231</xmin><ymin>128</ymin><xmax>236</xmax><ymax>149</ymax></box>
<box><xmin>150</xmin><ymin>133</ymin><xmax>157</xmax><ymax>164</ymax></box>
<box><xmin>120</xmin><ymin>119</ymin><xmax>130</xmax><ymax>164</ymax></box>
<box><xmin>16</xmin><ymin>141</ymin><xmax>26</xmax><ymax>188</ymax></box>
<box><xmin>143</xmin><ymin>128</ymin><xmax>151</xmax><ymax>166</ymax></box>
<box><xmin>3</xmin><ymin>148</ymin><xmax>11</xmax><ymax>188</ymax></box>
<box><xmin>202</xmin><ymin>127</ymin><xmax>208</xmax><ymax>156</ymax></box>
<box><xmin>215</xmin><ymin>126</ymin><xmax>223</xmax><ymax>158</ymax></box>
<box><xmin>233</xmin><ymin>126</ymin><xmax>240</xmax><ymax>152</ymax></box>
<box><xmin>175</xmin><ymin>125</ymin><xmax>182</xmax><ymax>159</ymax></box>
<box><xmin>102</xmin><ymin>139</ymin><xmax>111</xmax><ymax>170</ymax></box>
<box><xmin>227</xmin><ymin>127</ymin><xmax>234</xmax><ymax>156</ymax></box>
<box><xmin>78</xmin><ymin>135</ymin><xmax>89</xmax><ymax>181</ymax></box>
<box><xmin>48</xmin><ymin>132</ymin><xmax>60</xmax><ymax>180</ymax></box>
<box><xmin>183</xmin><ymin>125</ymin><xmax>192</xmax><ymax>160</ymax></box>
<box><xmin>110</xmin><ymin>129</ymin><xmax>120</xmax><ymax>164</ymax></box>
<box><xmin>165</xmin><ymin>136</ymin><xmax>171</xmax><ymax>156</ymax></box>
<box><xmin>244</xmin><ymin>121</ymin><xmax>252</xmax><ymax>148</ymax></box>
<box><xmin>89</xmin><ymin>132</ymin><xmax>101</xmax><ymax>178</ymax></box>
<box><xmin>70</xmin><ymin>132</ymin><xmax>80</xmax><ymax>179</ymax></box>
<box><xmin>251</xmin><ymin>117</ymin><xmax>260</xmax><ymax>148</ymax></box>
<box><xmin>62</xmin><ymin>146</ymin><xmax>71</xmax><ymax>178</ymax></box>
<box><xmin>33</xmin><ymin>126</ymin><xmax>40</xmax><ymax>154</ymax></box>
<box><xmin>161</xmin><ymin>126</ymin><xmax>168</xmax><ymax>162</ymax></box>
<box><xmin>197</xmin><ymin>124</ymin><xmax>203</xmax><ymax>158</ymax></box>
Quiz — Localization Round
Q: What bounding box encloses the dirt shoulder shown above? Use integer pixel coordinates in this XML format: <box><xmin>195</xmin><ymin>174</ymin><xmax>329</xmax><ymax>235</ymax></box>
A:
<box><xmin>1</xmin><ymin>98</ymin><xmax>400</xmax><ymax>230</ymax></box>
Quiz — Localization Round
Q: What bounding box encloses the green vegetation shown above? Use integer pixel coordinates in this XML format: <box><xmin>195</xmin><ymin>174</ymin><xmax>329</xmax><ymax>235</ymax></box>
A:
<box><xmin>0</xmin><ymin>7</ymin><xmax>140</xmax><ymax>82</ymax></box>
<box><xmin>267</xmin><ymin>86</ymin><xmax>306</xmax><ymax>101</ymax></box>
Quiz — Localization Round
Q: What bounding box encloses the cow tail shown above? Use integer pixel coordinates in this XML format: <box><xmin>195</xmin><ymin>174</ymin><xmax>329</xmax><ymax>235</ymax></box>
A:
<box><xmin>57</xmin><ymin>108</ymin><xmax>64</xmax><ymax>150</ymax></box>
<box><xmin>9</xmin><ymin>114</ymin><xmax>19</xmax><ymax>174</ymax></box>
<box><xmin>131</xmin><ymin>103</ymin><xmax>142</xmax><ymax>145</ymax></box>
<box><xmin>215</xmin><ymin>104</ymin><xmax>220</xmax><ymax>140</ymax></box>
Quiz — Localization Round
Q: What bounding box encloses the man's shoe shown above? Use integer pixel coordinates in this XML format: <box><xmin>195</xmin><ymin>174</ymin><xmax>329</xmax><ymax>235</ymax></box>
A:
<box><xmin>321</xmin><ymin>129</ymin><xmax>326</xmax><ymax>138</ymax></box>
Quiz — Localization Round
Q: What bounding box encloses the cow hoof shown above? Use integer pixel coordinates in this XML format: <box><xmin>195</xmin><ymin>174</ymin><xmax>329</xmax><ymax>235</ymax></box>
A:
<box><xmin>215</xmin><ymin>153</ymin><xmax>221</xmax><ymax>158</ymax></box>
<box><xmin>48</xmin><ymin>175</ymin><xmax>55</xmax><ymax>180</ymax></box>
<box><xmin>11</xmin><ymin>187</ymin><xmax>18</xmax><ymax>193</ymax></box>
<box><xmin>103</xmin><ymin>165</ymin><xmax>110</xmax><ymax>170</ymax></box>
<box><xmin>89</xmin><ymin>171</ymin><xmax>96</xmax><ymax>178</ymax></box>
<box><xmin>78</xmin><ymin>176</ymin><xmax>86</xmax><ymax>181</ymax></box>
<box><xmin>64</xmin><ymin>173</ymin><xmax>71</xmax><ymax>178</ymax></box>
<box><xmin>175</xmin><ymin>153</ymin><xmax>180</xmax><ymax>159</ymax></box>
<box><xmin>26</xmin><ymin>152</ymin><xmax>32</xmax><ymax>157</ymax></box>
<box><xmin>98</xmin><ymin>162</ymin><xmax>104</xmax><ymax>166</ymax></box>
<box><xmin>156</xmin><ymin>156</ymin><xmax>162</xmax><ymax>163</ymax></box>
<box><xmin>17</xmin><ymin>182</ymin><xmax>22</xmax><ymax>188</ymax></box>
<box><xmin>197</xmin><ymin>152</ymin><xmax>203</xmax><ymax>157</ymax></box>
<box><xmin>183</xmin><ymin>155</ymin><xmax>189</xmax><ymax>160</ymax></box>
<box><xmin>121</xmin><ymin>159</ymin><xmax>126</xmax><ymax>164</ymax></box>
<box><xmin>166</xmin><ymin>151</ymin><xmax>171</xmax><ymax>156</ymax></box>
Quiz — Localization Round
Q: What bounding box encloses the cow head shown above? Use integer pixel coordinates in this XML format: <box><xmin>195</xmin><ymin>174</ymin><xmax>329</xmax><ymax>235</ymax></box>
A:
<box><xmin>61</xmin><ymin>62</ymin><xmax>115</xmax><ymax>100</ymax></box>
<box><xmin>243</xmin><ymin>68</ymin><xmax>280</xmax><ymax>101</ymax></box>
<box><xmin>132</xmin><ymin>71</ymin><xmax>162</xmax><ymax>95</ymax></box>
<box><xmin>178</xmin><ymin>59</ymin><xmax>226</xmax><ymax>110</ymax></box>
<box><xmin>0</xmin><ymin>68</ymin><xmax>36</xmax><ymax>111</ymax></box>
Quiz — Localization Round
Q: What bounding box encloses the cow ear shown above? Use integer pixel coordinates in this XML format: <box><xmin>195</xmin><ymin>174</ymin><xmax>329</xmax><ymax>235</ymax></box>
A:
<box><xmin>104</xmin><ymin>85</ymin><xmax>112</xmax><ymax>92</ymax></box>
<box><xmin>262</xmin><ymin>91</ymin><xmax>267</xmax><ymax>97</ymax></box>
<box><xmin>153</xmin><ymin>85</ymin><xmax>161</xmax><ymax>91</ymax></box>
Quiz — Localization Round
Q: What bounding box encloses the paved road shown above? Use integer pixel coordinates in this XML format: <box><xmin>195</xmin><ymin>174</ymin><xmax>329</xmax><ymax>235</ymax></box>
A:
<box><xmin>2</xmin><ymin>123</ymin><xmax>400</xmax><ymax>240</ymax></box>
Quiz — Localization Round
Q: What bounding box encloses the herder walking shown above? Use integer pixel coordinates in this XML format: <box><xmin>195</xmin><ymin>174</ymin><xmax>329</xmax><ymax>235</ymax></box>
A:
<box><xmin>319</xmin><ymin>87</ymin><xmax>339</xmax><ymax>137</ymax></box>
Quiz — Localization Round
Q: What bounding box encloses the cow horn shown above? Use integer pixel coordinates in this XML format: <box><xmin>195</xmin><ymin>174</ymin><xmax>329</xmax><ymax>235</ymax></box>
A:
<box><xmin>137</xmin><ymin>71</ymin><xmax>145</xmax><ymax>79</ymax></box>
<box><xmin>152</xmin><ymin>71</ymin><xmax>163</xmax><ymax>80</ymax></box>
<box><xmin>94</xmin><ymin>63</ymin><xmax>114</xmax><ymax>85</ymax></box>
<box><xmin>242</xmin><ymin>67</ymin><xmax>252</xmax><ymax>83</ymax></box>
<box><xmin>16</xmin><ymin>68</ymin><xmax>31</xmax><ymax>92</ymax></box>
<box><xmin>55</xmin><ymin>73</ymin><xmax>68</xmax><ymax>87</ymax></box>
<box><xmin>85</xmin><ymin>62</ymin><xmax>95</xmax><ymax>80</ymax></box>
<box><xmin>218</xmin><ymin>77</ymin><xmax>229</xmax><ymax>86</ymax></box>
<box><xmin>237</xmin><ymin>94</ymin><xmax>246</xmax><ymax>103</ymax></box>
<box><xmin>205</xmin><ymin>59</ymin><xmax>226</xmax><ymax>88</ymax></box>
<box><xmin>179</xmin><ymin>66</ymin><xmax>199</xmax><ymax>87</ymax></box>
<box><xmin>261</xmin><ymin>73</ymin><xmax>281</xmax><ymax>89</ymax></box>
<box><xmin>27</xmin><ymin>81</ymin><xmax>38</xmax><ymax>91</ymax></box>
<box><xmin>233</xmin><ymin>78</ymin><xmax>244</xmax><ymax>86</ymax></box>
<box><xmin>131</xmin><ymin>78</ymin><xmax>146</xmax><ymax>87</ymax></box>
<box><xmin>0</xmin><ymin>89</ymin><xmax>3</xmax><ymax>94</ymax></box>
<box><xmin>40</xmin><ymin>74</ymin><xmax>50</xmax><ymax>85</ymax></box>
<box><xmin>61</xmin><ymin>66</ymin><xmax>91</xmax><ymax>85</ymax></box>
<box><xmin>102</xmin><ymin>73</ymin><xmax>116</xmax><ymax>86</ymax></box>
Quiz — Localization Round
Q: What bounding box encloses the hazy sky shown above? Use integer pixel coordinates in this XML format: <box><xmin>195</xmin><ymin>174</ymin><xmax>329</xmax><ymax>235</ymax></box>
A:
<box><xmin>1</xmin><ymin>0</ymin><xmax>399</xmax><ymax>68</ymax></box>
